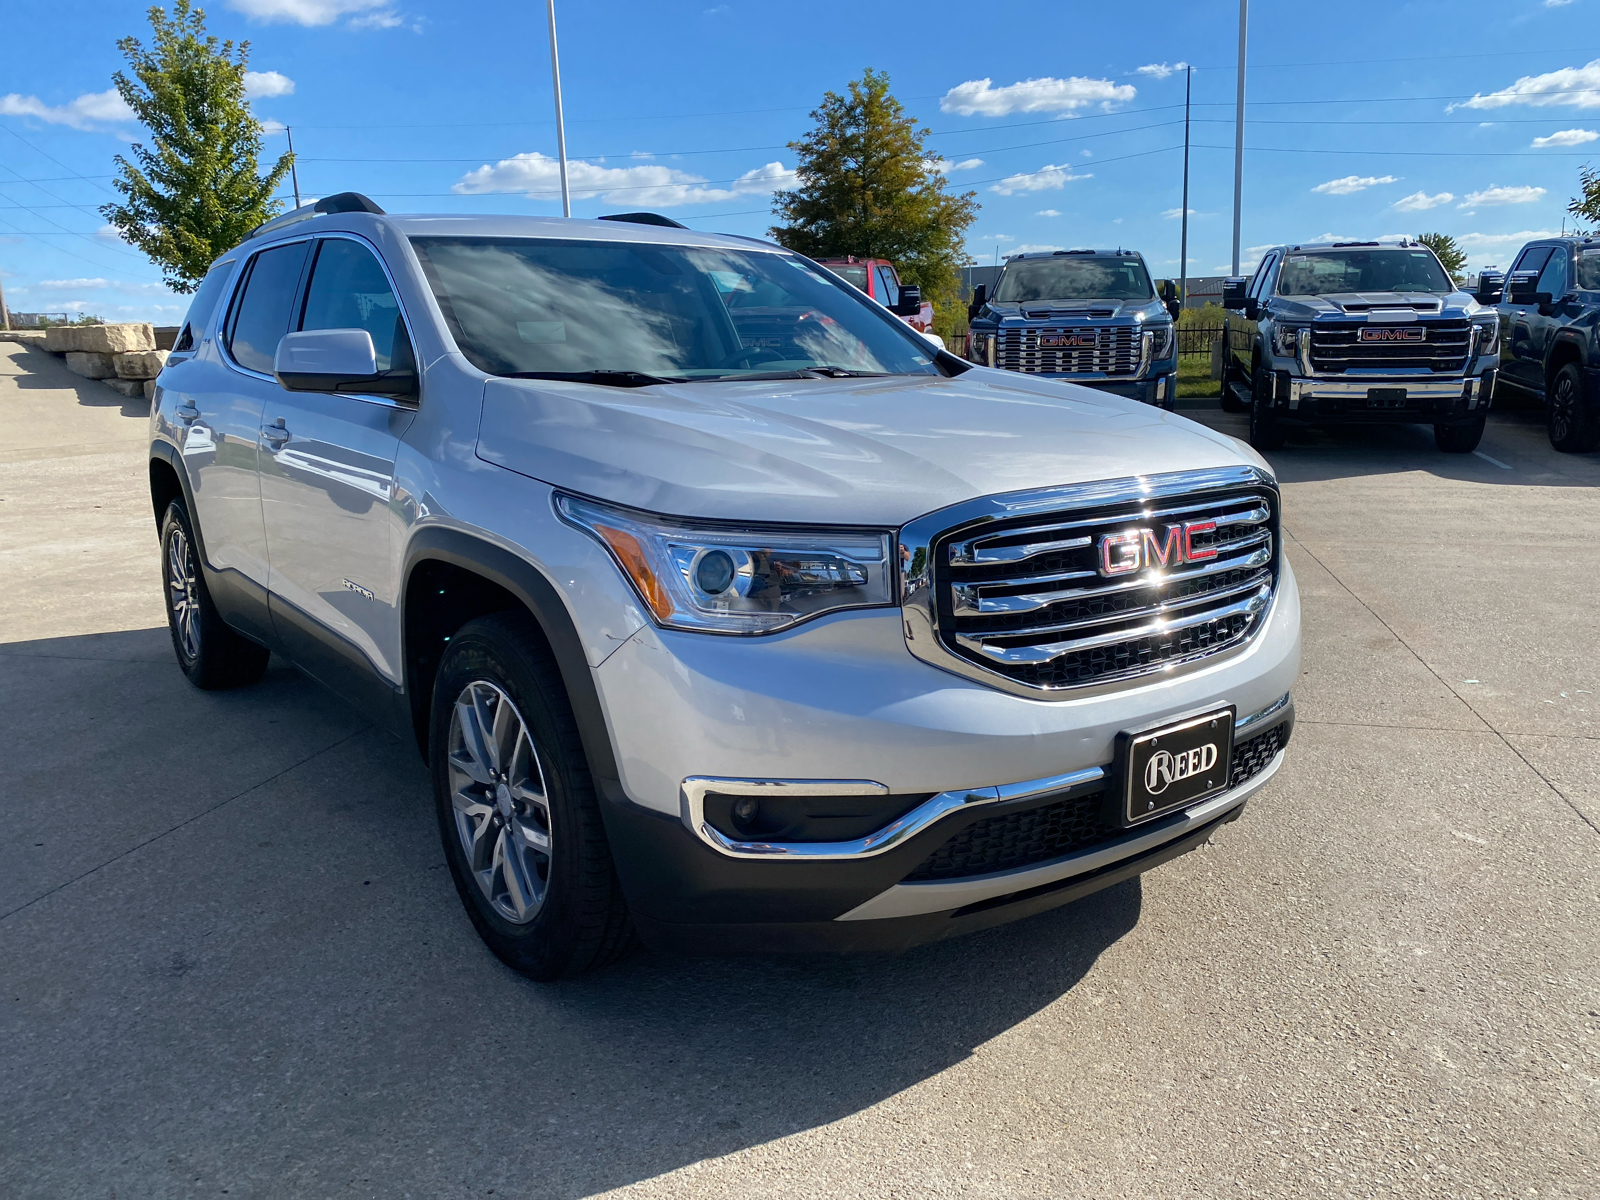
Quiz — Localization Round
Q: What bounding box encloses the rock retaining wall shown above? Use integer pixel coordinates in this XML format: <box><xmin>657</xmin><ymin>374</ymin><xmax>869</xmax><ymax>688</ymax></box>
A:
<box><xmin>37</xmin><ymin>323</ymin><xmax>168</xmax><ymax>398</ymax></box>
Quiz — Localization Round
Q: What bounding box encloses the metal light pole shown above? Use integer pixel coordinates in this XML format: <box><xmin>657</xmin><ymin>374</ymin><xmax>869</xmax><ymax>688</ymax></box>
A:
<box><xmin>1231</xmin><ymin>0</ymin><xmax>1248</xmax><ymax>275</ymax></box>
<box><xmin>546</xmin><ymin>0</ymin><xmax>572</xmax><ymax>218</ymax></box>
<box><xmin>1180</xmin><ymin>66</ymin><xmax>1191</xmax><ymax>310</ymax></box>
<box><xmin>286</xmin><ymin>125</ymin><xmax>302</xmax><ymax>208</ymax></box>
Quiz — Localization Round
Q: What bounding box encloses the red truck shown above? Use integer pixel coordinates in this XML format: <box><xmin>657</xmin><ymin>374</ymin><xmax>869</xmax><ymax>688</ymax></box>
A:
<box><xmin>816</xmin><ymin>256</ymin><xmax>938</xmax><ymax>340</ymax></box>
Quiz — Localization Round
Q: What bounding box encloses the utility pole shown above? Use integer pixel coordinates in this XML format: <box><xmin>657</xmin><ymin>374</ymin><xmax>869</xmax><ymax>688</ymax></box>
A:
<box><xmin>0</xmin><ymin>272</ymin><xmax>11</xmax><ymax>331</ymax></box>
<box><xmin>546</xmin><ymin>0</ymin><xmax>572</xmax><ymax>218</ymax></box>
<box><xmin>1231</xmin><ymin>0</ymin><xmax>1248</xmax><ymax>275</ymax></box>
<box><xmin>286</xmin><ymin>126</ymin><xmax>302</xmax><ymax>208</ymax></box>
<box><xmin>1180</xmin><ymin>65</ymin><xmax>1192</xmax><ymax>311</ymax></box>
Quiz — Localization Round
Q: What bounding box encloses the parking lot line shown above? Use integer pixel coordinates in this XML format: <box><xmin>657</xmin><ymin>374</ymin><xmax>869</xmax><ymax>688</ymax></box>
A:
<box><xmin>1472</xmin><ymin>449</ymin><xmax>1513</xmax><ymax>469</ymax></box>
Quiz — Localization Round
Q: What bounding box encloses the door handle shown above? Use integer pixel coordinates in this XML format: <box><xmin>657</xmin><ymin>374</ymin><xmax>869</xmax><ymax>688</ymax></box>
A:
<box><xmin>174</xmin><ymin>402</ymin><xmax>200</xmax><ymax>424</ymax></box>
<box><xmin>262</xmin><ymin>418</ymin><xmax>291</xmax><ymax>449</ymax></box>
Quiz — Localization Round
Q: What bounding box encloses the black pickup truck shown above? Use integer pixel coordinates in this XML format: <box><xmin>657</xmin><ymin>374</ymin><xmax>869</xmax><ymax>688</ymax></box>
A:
<box><xmin>1479</xmin><ymin>235</ymin><xmax>1600</xmax><ymax>453</ymax></box>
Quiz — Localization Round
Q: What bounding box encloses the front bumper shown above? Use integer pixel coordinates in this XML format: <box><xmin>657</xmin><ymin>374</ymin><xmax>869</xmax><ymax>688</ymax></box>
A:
<box><xmin>1277</xmin><ymin>370</ymin><xmax>1495</xmax><ymax>424</ymax></box>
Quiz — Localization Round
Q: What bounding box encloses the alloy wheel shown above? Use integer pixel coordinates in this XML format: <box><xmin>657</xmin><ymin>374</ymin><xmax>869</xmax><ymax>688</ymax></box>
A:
<box><xmin>1551</xmin><ymin>373</ymin><xmax>1576</xmax><ymax>443</ymax></box>
<box><xmin>445</xmin><ymin>680</ymin><xmax>554</xmax><ymax>924</ymax></box>
<box><xmin>167</xmin><ymin>525</ymin><xmax>201</xmax><ymax>663</ymax></box>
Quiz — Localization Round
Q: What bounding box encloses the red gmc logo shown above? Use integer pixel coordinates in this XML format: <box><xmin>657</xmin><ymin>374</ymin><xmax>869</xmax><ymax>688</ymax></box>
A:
<box><xmin>1358</xmin><ymin>327</ymin><xmax>1426</xmax><ymax>343</ymax></box>
<box><xmin>1098</xmin><ymin>521</ymin><xmax>1218</xmax><ymax>577</ymax></box>
<box><xmin>1041</xmin><ymin>333</ymin><xmax>1097</xmax><ymax>348</ymax></box>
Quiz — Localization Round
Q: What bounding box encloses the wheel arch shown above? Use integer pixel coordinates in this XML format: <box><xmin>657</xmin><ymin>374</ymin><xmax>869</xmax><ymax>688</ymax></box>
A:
<box><xmin>149</xmin><ymin>443</ymin><xmax>203</xmax><ymax>558</ymax></box>
<box><xmin>399</xmin><ymin>528</ymin><xmax>621</xmax><ymax>793</ymax></box>
<box><xmin>1547</xmin><ymin>334</ymin><xmax>1585</xmax><ymax>390</ymax></box>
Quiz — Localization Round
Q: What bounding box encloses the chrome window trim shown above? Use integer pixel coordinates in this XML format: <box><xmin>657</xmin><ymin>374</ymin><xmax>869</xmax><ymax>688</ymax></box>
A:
<box><xmin>835</xmin><ymin>748</ymin><xmax>1284</xmax><ymax>921</ymax></box>
<box><xmin>899</xmin><ymin>465</ymin><xmax>1280</xmax><ymax>700</ymax></box>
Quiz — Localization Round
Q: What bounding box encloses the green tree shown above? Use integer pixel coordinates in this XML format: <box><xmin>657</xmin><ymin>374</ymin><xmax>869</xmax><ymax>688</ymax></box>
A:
<box><xmin>100</xmin><ymin>1</ymin><xmax>293</xmax><ymax>293</ymax></box>
<box><xmin>1568</xmin><ymin>164</ymin><xmax>1600</xmax><ymax>231</ymax></box>
<box><xmin>770</xmin><ymin>69</ymin><xmax>978</xmax><ymax>339</ymax></box>
<box><xmin>1417</xmin><ymin>232</ymin><xmax>1467</xmax><ymax>282</ymax></box>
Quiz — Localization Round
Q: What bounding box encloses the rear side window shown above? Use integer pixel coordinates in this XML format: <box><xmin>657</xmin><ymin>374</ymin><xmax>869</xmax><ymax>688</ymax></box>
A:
<box><xmin>172</xmin><ymin>258</ymin><xmax>236</xmax><ymax>352</ymax></box>
<box><xmin>225</xmin><ymin>240</ymin><xmax>311</xmax><ymax>374</ymax></box>
<box><xmin>299</xmin><ymin>238</ymin><xmax>412</xmax><ymax>372</ymax></box>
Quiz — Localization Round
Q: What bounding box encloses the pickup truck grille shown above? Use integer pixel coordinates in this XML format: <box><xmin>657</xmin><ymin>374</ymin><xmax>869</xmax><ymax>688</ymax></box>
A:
<box><xmin>996</xmin><ymin>325</ymin><xmax>1138</xmax><ymax>375</ymax></box>
<box><xmin>1308</xmin><ymin>320</ymin><xmax>1471</xmax><ymax>374</ymax></box>
<box><xmin>931</xmin><ymin>485</ymin><xmax>1278</xmax><ymax>691</ymax></box>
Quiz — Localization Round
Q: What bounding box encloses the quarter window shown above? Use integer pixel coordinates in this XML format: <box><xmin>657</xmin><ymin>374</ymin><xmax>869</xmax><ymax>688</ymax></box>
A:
<box><xmin>225</xmin><ymin>241</ymin><xmax>311</xmax><ymax>374</ymax></box>
<box><xmin>173</xmin><ymin>258</ymin><xmax>236</xmax><ymax>352</ymax></box>
<box><xmin>299</xmin><ymin>238</ymin><xmax>412</xmax><ymax>372</ymax></box>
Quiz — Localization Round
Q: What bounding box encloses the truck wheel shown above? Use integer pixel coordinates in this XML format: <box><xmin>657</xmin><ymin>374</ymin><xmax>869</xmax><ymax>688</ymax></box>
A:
<box><xmin>1435</xmin><ymin>415</ymin><xmax>1486</xmax><ymax>453</ymax></box>
<box><xmin>1248</xmin><ymin>370</ymin><xmax>1285</xmax><ymax>451</ymax></box>
<box><xmin>430</xmin><ymin>612</ymin><xmax>634</xmax><ymax>980</ymax></box>
<box><xmin>159</xmin><ymin>499</ymin><xmax>270</xmax><ymax>690</ymax></box>
<box><xmin>1547</xmin><ymin>362</ymin><xmax>1600</xmax><ymax>453</ymax></box>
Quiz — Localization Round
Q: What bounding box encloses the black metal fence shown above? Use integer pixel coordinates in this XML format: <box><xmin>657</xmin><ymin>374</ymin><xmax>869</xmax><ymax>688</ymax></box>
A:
<box><xmin>1178</xmin><ymin>324</ymin><xmax>1224</xmax><ymax>357</ymax></box>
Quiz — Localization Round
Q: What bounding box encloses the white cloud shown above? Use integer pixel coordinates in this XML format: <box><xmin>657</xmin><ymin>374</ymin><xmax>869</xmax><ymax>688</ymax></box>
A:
<box><xmin>1393</xmin><ymin>190</ymin><xmax>1454</xmax><ymax>211</ymax></box>
<box><xmin>940</xmin><ymin>76</ymin><xmax>1135</xmax><ymax>117</ymax></box>
<box><xmin>38</xmin><ymin>278</ymin><xmax>111</xmax><ymax>290</ymax></box>
<box><xmin>1136</xmin><ymin>62</ymin><xmax>1187</xmax><ymax>80</ymax></box>
<box><xmin>1457</xmin><ymin>229</ymin><xmax>1561</xmax><ymax>250</ymax></box>
<box><xmin>1532</xmin><ymin>127</ymin><xmax>1598</xmax><ymax>147</ymax></box>
<box><xmin>244</xmin><ymin>70</ymin><xmax>295</xmax><ymax>98</ymax></box>
<box><xmin>1035</xmin><ymin>209</ymin><xmax>1061</xmax><ymax>217</ymax></box>
<box><xmin>0</xmin><ymin>89</ymin><xmax>132</xmax><ymax>130</ymax></box>
<box><xmin>1545</xmin><ymin>0</ymin><xmax>1575</xmax><ymax>7</ymax></box>
<box><xmin>990</xmin><ymin>165</ymin><xmax>1092</xmax><ymax>195</ymax></box>
<box><xmin>925</xmin><ymin>157</ymin><xmax>984</xmax><ymax>173</ymax></box>
<box><xmin>1012</xmin><ymin>244</ymin><xmax>1065</xmax><ymax>254</ymax></box>
<box><xmin>1453</xmin><ymin>59</ymin><xmax>1600</xmax><ymax>111</ymax></box>
<box><xmin>1460</xmin><ymin>184</ymin><xmax>1546</xmax><ymax>206</ymax></box>
<box><xmin>453</xmin><ymin>153</ymin><xmax>795</xmax><ymax>206</ymax></box>
<box><xmin>226</xmin><ymin>0</ymin><xmax>391</xmax><ymax>23</ymax></box>
<box><xmin>95</xmin><ymin>224</ymin><xmax>129</xmax><ymax>243</ymax></box>
<box><xmin>1161</xmin><ymin>207</ymin><xmax>1196</xmax><ymax>219</ymax></box>
<box><xmin>260</xmin><ymin>119</ymin><xmax>288</xmax><ymax>134</ymax></box>
<box><xmin>348</xmin><ymin>9</ymin><xmax>404</xmax><ymax>26</ymax></box>
<box><xmin>1311</xmin><ymin>174</ymin><xmax>1399</xmax><ymax>195</ymax></box>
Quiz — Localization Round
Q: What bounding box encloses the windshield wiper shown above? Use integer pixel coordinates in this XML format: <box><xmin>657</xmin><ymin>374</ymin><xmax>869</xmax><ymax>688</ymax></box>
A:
<box><xmin>501</xmin><ymin>370</ymin><xmax>682</xmax><ymax>388</ymax></box>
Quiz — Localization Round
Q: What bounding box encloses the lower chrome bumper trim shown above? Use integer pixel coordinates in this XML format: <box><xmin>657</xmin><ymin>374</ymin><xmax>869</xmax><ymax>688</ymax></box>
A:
<box><xmin>834</xmin><ymin>749</ymin><xmax>1284</xmax><ymax>921</ymax></box>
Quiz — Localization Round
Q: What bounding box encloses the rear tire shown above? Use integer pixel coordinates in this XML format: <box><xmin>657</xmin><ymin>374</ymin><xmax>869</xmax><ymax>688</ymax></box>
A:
<box><xmin>1547</xmin><ymin>361</ymin><xmax>1599</xmax><ymax>453</ymax></box>
<box><xmin>159</xmin><ymin>500</ymin><xmax>269</xmax><ymax>690</ymax></box>
<box><xmin>1435</xmin><ymin>415</ymin><xmax>1486</xmax><ymax>453</ymax></box>
<box><xmin>430</xmin><ymin>612</ymin><xmax>634</xmax><ymax>981</ymax></box>
<box><xmin>1248</xmin><ymin>369</ymin><xmax>1286</xmax><ymax>451</ymax></box>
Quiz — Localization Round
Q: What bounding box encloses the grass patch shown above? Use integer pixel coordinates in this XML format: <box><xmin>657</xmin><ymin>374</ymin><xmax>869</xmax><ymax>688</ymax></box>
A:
<box><xmin>1178</xmin><ymin>355</ymin><xmax>1219</xmax><ymax>400</ymax></box>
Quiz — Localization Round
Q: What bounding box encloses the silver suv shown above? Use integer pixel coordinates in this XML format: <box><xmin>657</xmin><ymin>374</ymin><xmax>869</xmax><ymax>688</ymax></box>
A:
<box><xmin>148</xmin><ymin>193</ymin><xmax>1302</xmax><ymax>978</ymax></box>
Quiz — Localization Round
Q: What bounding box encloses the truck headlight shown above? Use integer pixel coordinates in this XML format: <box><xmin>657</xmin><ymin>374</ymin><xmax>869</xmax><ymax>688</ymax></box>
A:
<box><xmin>556</xmin><ymin>494</ymin><xmax>894</xmax><ymax>634</ymax></box>
<box><xmin>1150</xmin><ymin>323</ymin><xmax>1174</xmax><ymax>358</ymax></box>
<box><xmin>1472</xmin><ymin>321</ymin><xmax>1498</xmax><ymax>356</ymax></box>
<box><xmin>1272</xmin><ymin>325</ymin><xmax>1305</xmax><ymax>358</ymax></box>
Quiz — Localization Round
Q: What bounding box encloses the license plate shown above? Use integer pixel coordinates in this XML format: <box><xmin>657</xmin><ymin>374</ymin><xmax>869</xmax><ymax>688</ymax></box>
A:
<box><xmin>1366</xmin><ymin>387</ymin><xmax>1407</xmax><ymax>408</ymax></box>
<box><xmin>1121</xmin><ymin>707</ymin><xmax>1234</xmax><ymax>826</ymax></box>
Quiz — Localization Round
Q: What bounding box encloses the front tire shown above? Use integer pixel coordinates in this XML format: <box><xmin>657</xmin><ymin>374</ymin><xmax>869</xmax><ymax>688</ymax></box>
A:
<box><xmin>1435</xmin><ymin>415</ymin><xmax>1486</xmax><ymax>453</ymax></box>
<box><xmin>159</xmin><ymin>500</ymin><xmax>269</xmax><ymax>690</ymax></box>
<box><xmin>430</xmin><ymin>612</ymin><xmax>633</xmax><ymax>980</ymax></box>
<box><xmin>1248</xmin><ymin>369</ymin><xmax>1286</xmax><ymax>451</ymax></box>
<box><xmin>1547</xmin><ymin>362</ymin><xmax>1599</xmax><ymax>453</ymax></box>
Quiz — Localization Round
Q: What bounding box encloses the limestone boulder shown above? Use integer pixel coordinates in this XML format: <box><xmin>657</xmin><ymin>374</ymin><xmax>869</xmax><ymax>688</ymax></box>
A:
<box><xmin>115</xmin><ymin>349</ymin><xmax>169</xmax><ymax>379</ymax></box>
<box><xmin>105</xmin><ymin>378</ymin><xmax>147</xmax><ymax>398</ymax></box>
<box><xmin>44</xmin><ymin>326</ymin><xmax>87</xmax><ymax>353</ymax></box>
<box><xmin>78</xmin><ymin>323</ymin><xmax>156</xmax><ymax>354</ymax></box>
<box><xmin>143</xmin><ymin>379</ymin><xmax>158</xmax><ymax>402</ymax></box>
<box><xmin>65</xmin><ymin>351</ymin><xmax>118</xmax><ymax>379</ymax></box>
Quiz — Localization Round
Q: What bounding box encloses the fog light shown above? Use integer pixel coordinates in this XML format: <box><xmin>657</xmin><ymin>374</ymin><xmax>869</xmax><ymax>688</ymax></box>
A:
<box><xmin>731</xmin><ymin>797</ymin><xmax>759</xmax><ymax>825</ymax></box>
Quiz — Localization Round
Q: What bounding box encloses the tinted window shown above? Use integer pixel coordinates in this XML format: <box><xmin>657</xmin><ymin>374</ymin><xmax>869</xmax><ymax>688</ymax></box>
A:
<box><xmin>1249</xmin><ymin>253</ymin><xmax>1278</xmax><ymax>300</ymax></box>
<box><xmin>1276</xmin><ymin>249</ymin><xmax>1452</xmax><ymax>296</ymax></box>
<box><xmin>410</xmin><ymin>237</ymin><xmax>938</xmax><ymax>381</ymax></box>
<box><xmin>1511</xmin><ymin>245</ymin><xmax>1553</xmax><ymax>276</ymax></box>
<box><xmin>1536</xmin><ymin>247</ymin><xmax>1569</xmax><ymax>297</ymax></box>
<box><xmin>226</xmin><ymin>241</ymin><xmax>310</xmax><ymax>374</ymax></box>
<box><xmin>300</xmin><ymin>238</ymin><xmax>410</xmax><ymax>372</ymax></box>
<box><xmin>173</xmin><ymin>258</ymin><xmax>237</xmax><ymax>352</ymax></box>
<box><xmin>874</xmin><ymin>264</ymin><xmax>899</xmax><ymax>307</ymax></box>
<box><xmin>830</xmin><ymin>264</ymin><xmax>869</xmax><ymax>291</ymax></box>
<box><xmin>1579</xmin><ymin>248</ymin><xmax>1600</xmax><ymax>292</ymax></box>
<box><xmin>992</xmin><ymin>257</ymin><xmax>1153</xmax><ymax>302</ymax></box>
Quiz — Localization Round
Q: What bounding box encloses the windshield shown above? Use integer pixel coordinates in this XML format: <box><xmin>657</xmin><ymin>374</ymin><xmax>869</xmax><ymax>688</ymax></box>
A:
<box><xmin>1275</xmin><ymin>249</ymin><xmax>1453</xmax><ymax>296</ymax></box>
<box><xmin>828</xmin><ymin>264</ymin><xmax>869</xmax><ymax>291</ymax></box>
<box><xmin>410</xmin><ymin>237</ymin><xmax>938</xmax><ymax>381</ymax></box>
<box><xmin>992</xmin><ymin>257</ymin><xmax>1153</xmax><ymax>303</ymax></box>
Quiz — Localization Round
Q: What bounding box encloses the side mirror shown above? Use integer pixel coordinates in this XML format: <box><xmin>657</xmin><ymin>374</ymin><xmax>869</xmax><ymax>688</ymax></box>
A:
<box><xmin>967</xmin><ymin>283</ymin><xmax>987</xmax><ymax>322</ymax></box>
<box><xmin>1474</xmin><ymin>270</ymin><xmax>1504</xmax><ymax>305</ymax></box>
<box><xmin>892</xmin><ymin>284</ymin><xmax>923</xmax><ymax>316</ymax></box>
<box><xmin>1221</xmin><ymin>277</ymin><xmax>1249</xmax><ymax>310</ymax></box>
<box><xmin>274</xmin><ymin>328</ymin><xmax>416</xmax><ymax>397</ymax></box>
<box><xmin>1164</xmin><ymin>299</ymin><xmax>1182</xmax><ymax>320</ymax></box>
<box><xmin>1243</xmin><ymin>296</ymin><xmax>1260</xmax><ymax>321</ymax></box>
<box><xmin>1506</xmin><ymin>272</ymin><xmax>1540</xmax><ymax>306</ymax></box>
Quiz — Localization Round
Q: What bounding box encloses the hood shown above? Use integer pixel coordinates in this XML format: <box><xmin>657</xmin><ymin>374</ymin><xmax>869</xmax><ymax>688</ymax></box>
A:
<box><xmin>980</xmin><ymin>297</ymin><xmax>1164</xmax><ymax>324</ymax></box>
<box><xmin>475</xmin><ymin>369</ymin><xmax>1263</xmax><ymax>526</ymax></box>
<box><xmin>1274</xmin><ymin>290</ymin><xmax>1478</xmax><ymax>319</ymax></box>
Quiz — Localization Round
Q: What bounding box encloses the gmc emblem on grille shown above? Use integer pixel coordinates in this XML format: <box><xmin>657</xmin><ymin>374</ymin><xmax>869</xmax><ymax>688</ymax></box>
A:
<box><xmin>1040</xmin><ymin>333</ymin><xmax>1098</xmax><ymax>348</ymax></box>
<box><xmin>1358</xmin><ymin>327</ymin><xmax>1425</xmax><ymax>343</ymax></box>
<box><xmin>1098</xmin><ymin>521</ymin><xmax>1218</xmax><ymax>577</ymax></box>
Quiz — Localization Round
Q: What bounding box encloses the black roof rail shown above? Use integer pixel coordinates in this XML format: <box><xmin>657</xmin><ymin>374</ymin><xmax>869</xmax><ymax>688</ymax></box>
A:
<box><xmin>1328</xmin><ymin>240</ymin><xmax>1381</xmax><ymax>248</ymax></box>
<box><xmin>1055</xmin><ymin>248</ymin><xmax>1097</xmax><ymax>255</ymax></box>
<box><xmin>314</xmin><ymin>191</ymin><xmax>385</xmax><ymax>216</ymax></box>
<box><xmin>598</xmin><ymin>212</ymin><xmax>688</xmax><ymax>229</ymax></box>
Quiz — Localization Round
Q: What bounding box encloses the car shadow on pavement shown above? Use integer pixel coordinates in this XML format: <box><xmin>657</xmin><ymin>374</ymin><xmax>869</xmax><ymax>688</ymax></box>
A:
<box><xmin>0</xmin><ymin>626</ymin><xmax>1142</xmax><ymax>1198</ymax></box>
<box><xmin>6</xmin><ymin>345</ymin><xmax>151</xmax><ymax>420</ymax></box>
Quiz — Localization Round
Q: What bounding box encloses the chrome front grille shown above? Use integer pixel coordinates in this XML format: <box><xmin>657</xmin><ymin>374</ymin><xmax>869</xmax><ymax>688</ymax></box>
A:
<box><xmin>899</xmin><ymin>469</ymin><xmax>1279</xmax><ymax>695</ymax></box>
<box><xmin>996</xmin><ymin>325</ymin><xmax>1138</xmax><ymax>375</ymax></box>
<box><xmin>1309</xmin><ymin>320</ymin><xmax>1471</xmax><ymax>374</ymax></box>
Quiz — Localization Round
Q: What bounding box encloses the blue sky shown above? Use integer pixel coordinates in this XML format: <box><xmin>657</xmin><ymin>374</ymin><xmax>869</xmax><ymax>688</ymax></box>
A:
<box><xmin>4</xmin><ymin>0</ymin><xmax>1600</xmax><ymax>323</ymax></box>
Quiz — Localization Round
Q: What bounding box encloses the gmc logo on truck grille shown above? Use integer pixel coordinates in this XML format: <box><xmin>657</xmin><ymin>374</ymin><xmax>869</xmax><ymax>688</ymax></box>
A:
<box><xmin>1040</xmin><ymin>333</ymin><xmax>1099</xmax><ymax>348</ymax></box>
<box><xmin>1358</xmin><ymin>327</ymin><xmax>1426</xmax><ymax>343</ymax></box>
<box><xmin>1098</xmin><ymin>521</ymin><xmax>1218</xmax><ymax>577</ymax></box>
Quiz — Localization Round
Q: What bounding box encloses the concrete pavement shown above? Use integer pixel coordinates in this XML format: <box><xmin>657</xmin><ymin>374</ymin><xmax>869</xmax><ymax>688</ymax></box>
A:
<box><xmin>2</xmin><ymin>341</ymin><xmax>1597</xmax><ymax>1198</ymax></box>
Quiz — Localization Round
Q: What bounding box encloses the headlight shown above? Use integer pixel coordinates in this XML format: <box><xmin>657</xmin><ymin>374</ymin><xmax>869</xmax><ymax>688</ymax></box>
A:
<box><xmin>1272</xmin><ymin>325</ymin><xmax>1305</xmax><ymax>358</ymax></box>
<box><xmin>1473</xmin><ymin>321</ymin><xmax>1498</xmax><ymax>356</ymax></box>
<box><xmin>1150</xmin><ymin>323</ymin><xmax>1174</xmax><ymax>357</ymax></box>
<box><xmin>556</xmin><ymin>494</ymin><xmax>894</xmax><ymax>634</ymax></box>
